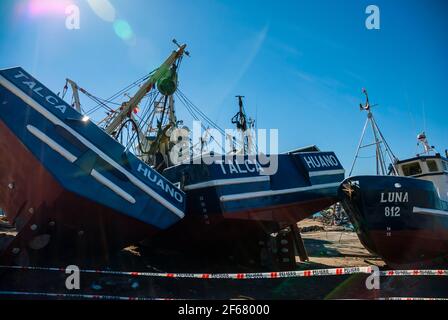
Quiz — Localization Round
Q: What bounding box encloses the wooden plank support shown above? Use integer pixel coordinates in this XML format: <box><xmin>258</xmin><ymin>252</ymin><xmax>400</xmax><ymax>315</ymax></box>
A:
<box><xmin>291</xmin><ymin>223</ymin><xmax>309</xmax><ymax>262</ymax></box>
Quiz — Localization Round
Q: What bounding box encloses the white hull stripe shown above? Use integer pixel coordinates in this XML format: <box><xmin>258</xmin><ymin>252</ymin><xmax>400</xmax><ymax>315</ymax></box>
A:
<box><xmin>27</xmin><ymin>125</ymin><xmax>77</xmax><ymax>163</ymax></box>
<box><xmin>1</xmin><ymin>76</ymin><xmax>183</xmax><ymax>217</ymax></box>
<box><xmin>184</xmin><ymin>176</ymin><xmax>270</xmax><ymax>191</ymax></box>
<box><xmin>91</xmin><ymin>169</ymin><xmax>136</xmax><ymax>204</ymax></box>
<box><xmin>413</xmin><ymin>206</ymin><xmax>448</xmax><ymax>217</ymax></box>
<box><xmin>27</xmin><ymin>125</ymin><xmax>136</xmax><ymax>204</ymax></box>
<box><xmin>220</xmin><ymin>182</ymin><xmax>340</xmax><ymax>202</ymax></box>
<box><xmin>308</xmin><ymin>169</ymin><xmax>345</xmax><ymax>177</ymax></box>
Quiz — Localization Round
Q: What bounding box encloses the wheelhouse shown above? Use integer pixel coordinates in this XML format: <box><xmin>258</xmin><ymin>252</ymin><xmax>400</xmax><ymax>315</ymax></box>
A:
<box><xmin>396</xmin><ymin>154</ymin><xmax>448</xmax><ymax>202</ymax></box>
<box><xmin>396</xmin><ymin>154</ymin><xmax>448</xmax><ymax>178</ymax></box>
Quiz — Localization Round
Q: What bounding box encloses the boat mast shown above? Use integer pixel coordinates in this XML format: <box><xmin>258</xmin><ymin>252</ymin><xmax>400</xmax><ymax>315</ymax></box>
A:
<box><xmin>105</xmin><ymin>40</ymin><xmax>188</xmax><ymax>136</ymax></box>
<box><xmin>236</xmin><ymin>95</ymin><xmax>247</xmax><ymax>154</ymax></box>
<box><xmin>349</xmin><ymin>89</ymin><xmax>399</xmax><ymax>176</ymax></box>
<box><xmin>231</xmin><ymin>96</ymin><xmax>255</xmax><ymax>155</ymax></box>
<box><xmin>416</xmin><ymin>132</ymin><xmax>438</xmax><ymax>156</ymax></box>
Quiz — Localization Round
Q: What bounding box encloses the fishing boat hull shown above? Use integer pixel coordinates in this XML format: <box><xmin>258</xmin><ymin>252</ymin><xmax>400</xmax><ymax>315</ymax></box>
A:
<box><xmin>339</xmin><ymin>175</ymin><xmax>448</xmax><ymax>267</ymax></box>
<box><xmin>0</xmin><ymin>120</ymin><xmax>161</xmax><ymax>263</ymax></box>
<box><xmin>153</xmin><ymin>152</ymin><xmax>344</xmax><ymax>267</ymax></box>
<box><xmin>0</xmin><ymin>67</ymin><xmax>186</xmax><ymax>264</ymax></box>
<box><xmin>165</xmin><ymin>152</ymin><xmax>344</xmax><ymax>224</ymax></box>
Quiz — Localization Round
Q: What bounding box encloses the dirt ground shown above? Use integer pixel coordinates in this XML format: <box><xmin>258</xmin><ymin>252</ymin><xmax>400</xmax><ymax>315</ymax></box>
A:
<box><xmin>0</xmin><ymin>217</ymin><xmax>447</xmax><ymax>300</ymax></box>
<box><xmin>298</xmin><ymin>218</ymin><xmax>385</xmax><ymax>268</ymax></box>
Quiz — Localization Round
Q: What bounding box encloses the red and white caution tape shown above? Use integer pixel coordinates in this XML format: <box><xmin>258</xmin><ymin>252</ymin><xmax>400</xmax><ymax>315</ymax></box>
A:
<box><xmin>0</xmin><ymin>290</ymin><xmax>171</xmax><ymax>300</ymax></box>
<box><xmin>2</xmin><ymin>265</ymin><xmax>447</xmax><ymax>301</ymax></box>
<box><xmin>0</xmin><ymin>265</ymin><xmax>373</xmax><ymax>279</ymax></box>
<box><xmin>2</xmin><ymin>291</ymin><xmax>447</xmax><ymax>301</ymax></box>
<box><xmin>378</xmin><ymin>297</ymin><xmax>448</xmax><ymax>301</ymax></box>
<box><xmin>1</xmin><ymin>265</ymin><xmax>447</xmax><ymax>280</ymax></box>
<box><xmin>380</xmin><ymin>270</ymin><xmax>448</xmax><ymax>276</ymax></box>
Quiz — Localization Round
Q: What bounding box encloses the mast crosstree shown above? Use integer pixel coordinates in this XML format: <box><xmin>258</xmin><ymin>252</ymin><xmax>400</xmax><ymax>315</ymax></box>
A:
<box><xmin>231</xmin><ymin>96</ymin><xmax>256</xmax><ymax>155</ymax></box>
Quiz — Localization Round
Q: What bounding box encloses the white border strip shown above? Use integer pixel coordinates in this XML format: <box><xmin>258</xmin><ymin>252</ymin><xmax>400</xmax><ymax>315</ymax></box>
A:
<box><xmin>1</xmin><ymin>75</ymin><xmax>184</xmax><ymax>218</ymax></box>
<box><xmin>413</xmin><ymin>206</ymin><xmax>448</xmax><ymax>217</ymax></box>
<box><xmin>27</xmin><ymin>125</ymin><xmax>136</xmax><ymax>204</ymax></box>
<box><xmin>91</xmin><ymin>169</ymin><xmax>136</xmax><ymax>204</ymax></box>
<box><xmin>220</xmin><ymin>182</ymin><xmax>340</xmax><ymax>202</ymax></box>
<box><xmin>26</xmin><ymin>125</ymin><xmax>77</xmax><ymax>163</ymax></box>
<box><xmin>309</xmin><ymin>169</ymin><xmax>345</xmax><ymax>177</ymax></box>
<box><xmin>184</xmin><ymin>176</ymin><xmax>270</xmax><ymax>191</ymax></box>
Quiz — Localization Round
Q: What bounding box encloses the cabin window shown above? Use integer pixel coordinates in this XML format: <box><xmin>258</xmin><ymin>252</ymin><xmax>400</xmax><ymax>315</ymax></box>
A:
<box><xmin>426</xmin><ymin>160</ymin><xmax>439</xmax><ymax>173</ymax></box>
<box><xmin>401</xmin><ymin>162</ymin><xmax>422</xmax><ymax>176</ymax></box>
<box><xmin>443</xmin><ymin>161</ymin><xmax>448</xmax><ymax>172</ymax></box>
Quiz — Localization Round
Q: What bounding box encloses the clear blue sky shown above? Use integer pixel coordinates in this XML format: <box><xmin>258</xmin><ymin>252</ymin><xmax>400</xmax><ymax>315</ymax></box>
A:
<box><xmin>1</xmin><ymin>0</ymin><xmax>447</xmax><ymax>175</ymax></box>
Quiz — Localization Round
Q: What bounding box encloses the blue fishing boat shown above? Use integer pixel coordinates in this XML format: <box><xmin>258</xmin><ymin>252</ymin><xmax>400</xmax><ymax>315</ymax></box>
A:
<box><xmin>164</xmin><ymin>150</ymin><xmax>344</xmax><ymax>229</ymax></box>
<box><xmin>154</xmin><ymin>97</ymin><xmax>345</xmax><ymax>265</ymax></box>
<box><xmin>0</xmin><ymin>49</ymin><xmax>187</xmax><ymax>264</ymax></box>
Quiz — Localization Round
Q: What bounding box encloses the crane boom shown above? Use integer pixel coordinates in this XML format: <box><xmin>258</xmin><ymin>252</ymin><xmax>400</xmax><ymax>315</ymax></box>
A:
<box><xmin>66</xmin><ymin>79</ymin><xmax>82</xmax><ymax>113</ymax></box>
<box><xmin>105</xmin><ymin>43</ymin><xmax>187</xmax><ymax>135</ymax></box>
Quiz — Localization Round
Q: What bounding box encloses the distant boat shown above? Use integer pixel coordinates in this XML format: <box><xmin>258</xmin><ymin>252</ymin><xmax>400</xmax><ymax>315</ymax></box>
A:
<box><xmin>339</xmin><ymin>89</ymin><xmax>448</xmax><ymax>267</ymax></box>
